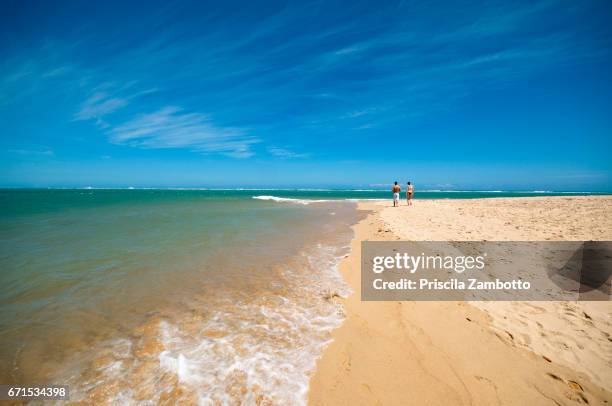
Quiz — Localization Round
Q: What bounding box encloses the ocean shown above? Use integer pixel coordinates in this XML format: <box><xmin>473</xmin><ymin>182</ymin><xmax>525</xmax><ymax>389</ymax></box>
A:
<box><xmin>0</xmin><ymin>188</ymin><xmax>608</xmax><ymax>403</ymax></box>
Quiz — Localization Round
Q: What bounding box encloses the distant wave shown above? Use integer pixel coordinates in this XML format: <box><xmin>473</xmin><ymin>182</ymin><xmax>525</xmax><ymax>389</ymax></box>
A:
<box><xmin>252</xmin><ymin>195</ymin><xmax>333</xmax><ymax>205</ymax></box>
<box><xmin>344</xmin><ymin>198</ymin><xmax>387</xmax><ymax>202</ymax></box>
<box><xmin>418</xmin><ymin>190</ymin><xmax>594</xmax><ymax>193</ymax></box>
<box><xmin>420</xmin><ymin>190</ymin><xmax>503</xmax><ymax>193</ymax></box>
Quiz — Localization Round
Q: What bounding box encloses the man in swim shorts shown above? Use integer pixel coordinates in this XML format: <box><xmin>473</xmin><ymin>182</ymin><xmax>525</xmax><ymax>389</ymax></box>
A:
<box><xmin>392</xmin><ymin>181</ymin><xmax>401</xmax><ymax>207</ymax></box>
<box><xmin>406</xmin><ymin>181</ymin><xmax>414</xmax><ymax>206</ymax></box>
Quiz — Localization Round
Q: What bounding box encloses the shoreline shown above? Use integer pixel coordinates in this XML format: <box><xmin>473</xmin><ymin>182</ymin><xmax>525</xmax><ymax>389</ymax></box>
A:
<box><xmin>0</xmin><ymin>193</ymin><xmax>362</xmax><ymax>404</ymax></box>
<box><xmin>309</xmin><ymin>196</ymin><xmax>612</xmax><ymax>405</ymax></box>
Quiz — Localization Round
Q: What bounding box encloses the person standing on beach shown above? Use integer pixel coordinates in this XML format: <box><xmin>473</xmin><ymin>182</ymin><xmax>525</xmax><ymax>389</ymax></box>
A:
<box><xmin>392</xmin><ymin>181</ymin><xmax>401</xmax><ymax>207</ymax></box>
<box><xmin>406</xmin><ymin>181</ymin><xmax>414</xmax><ymax>206</ymax></box>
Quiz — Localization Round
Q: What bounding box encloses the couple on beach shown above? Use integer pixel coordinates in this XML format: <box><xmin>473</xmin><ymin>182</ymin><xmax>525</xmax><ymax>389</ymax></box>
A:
<box><xmin>392</xmin><ymin>181</ymin><xmax>414</xmax><ymax>207</ymax></box>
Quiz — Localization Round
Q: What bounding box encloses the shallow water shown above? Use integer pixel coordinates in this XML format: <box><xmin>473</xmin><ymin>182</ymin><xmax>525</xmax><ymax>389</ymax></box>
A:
<box><xmin>0</xmin><ymin>189</ymin><xmax>362</xmax><ymax>404</ymax></box>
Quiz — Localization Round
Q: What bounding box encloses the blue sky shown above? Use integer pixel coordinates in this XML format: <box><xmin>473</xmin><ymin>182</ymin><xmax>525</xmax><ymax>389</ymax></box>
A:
<box><xmin>1</xmin><ymin>0</ymin><xmax>611</xmax><ymax>190</ymax></box>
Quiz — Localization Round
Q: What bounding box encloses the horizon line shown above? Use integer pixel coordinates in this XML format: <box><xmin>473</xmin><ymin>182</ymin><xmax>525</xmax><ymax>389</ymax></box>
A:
<box><xmin>1</xmin><ymin>187</ymin><xmax>611</xmax><ymax>194</ymax></box>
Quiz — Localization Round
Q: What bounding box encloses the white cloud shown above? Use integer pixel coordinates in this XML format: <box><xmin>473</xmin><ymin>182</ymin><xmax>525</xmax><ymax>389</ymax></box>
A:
<box><xmin>5</xmin><ymin>149</ymin><xmax>54</xmax><ymax>156</ymax></box>
<box><xmin>73</xmin><ymin>92</ymin><xmax>128</xmax><ymax>121</ymax></box>
<box><xmin>111</xmin><ymin>106</ymin><xmax>258</xmax><ymax>158</ymax></box>
<box><xmin>354</xmin><ymin>123</ymin><xmax>374</xmax><ymax>130</ymax></box>
<box><xmin>340</xmin><ymin>107</ymin><xmax>383</xmax><ymax>119</ymax></box>
<box><xmin>41</xmin><ymin>65</ymin><xmax>72</xmax><ymax>78</ymax></box>
<box><xmin>334</xmin><ymin>46</ymin><xmax>362</xmax><ymax>56</ymax></box>
<box><xmin>267</xmin><ymin>146</ymin><xmax>308</xmax><ymax>159</ymax></box>
<box><xmin>73</xmin><ymin>85</ymin><xmax>157</xmax><ymax>123</ymax></box>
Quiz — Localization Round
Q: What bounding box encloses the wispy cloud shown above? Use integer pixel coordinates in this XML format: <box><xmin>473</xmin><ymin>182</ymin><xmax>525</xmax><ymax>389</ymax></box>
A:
<box><xmin>73</xmin><ymin>84</ymin><xmax>157</xmax><ymax>124</ymax></box>
<box><xmin>111</xmin><ymin>106</ymin><xmax>258</xmax><ymax>158</ymax></box>
<box><xmin>5</xmin><ymin>149</ymin><xmax>55</xmax><ymax>156</ymax></box>
<box><xmin>74</xmin><ymin>92</ymin><xmax>128</xmax><ymax>123</ymax></box>
<box><xmin>340</xmin><ymin>107</ymin><xmax>384</xmax><ymax>119</ymax></box>
<box><xmin>41</xmin><ymin>65</ymin><xmax>72</xmax><ymax>78</ymax></box>
<box><xmin>334</xmin><ymin>46</ymin><xmax>363</xmax><ymax>56</ymax></box>
<box><xmin>267</xmin><ymin>147</ymin><xmax>308</xmax><ymax>159</ymax></box>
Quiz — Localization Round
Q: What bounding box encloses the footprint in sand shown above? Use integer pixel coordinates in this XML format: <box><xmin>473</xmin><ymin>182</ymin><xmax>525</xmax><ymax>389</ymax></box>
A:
<box><xmin>342</xmin><ymin>351</ymin><xmax>352</xmax><ymax>371</ymax></box>
<box><xmin>546</xmin><ymin>372</ymin><xmax>589</xmax><ymax>404</ymax></box>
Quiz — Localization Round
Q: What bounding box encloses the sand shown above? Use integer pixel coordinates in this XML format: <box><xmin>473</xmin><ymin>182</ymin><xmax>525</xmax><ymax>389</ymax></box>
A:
<box><xmin>309</xmin><ymin>196</ymin><xmax>612</xmax><ymax>405</ymax></box>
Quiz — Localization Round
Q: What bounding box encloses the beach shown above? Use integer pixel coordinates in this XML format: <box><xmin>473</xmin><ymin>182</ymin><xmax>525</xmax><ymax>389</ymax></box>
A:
<box><xmin>1</xmin><ymin>191</ymin><xmax>611</xmax><ymax>404</ymax></box>
<box><xmin>309</xmin><ymin>196</ymin><xmax>612</xmax><ymax>405</ymax></box>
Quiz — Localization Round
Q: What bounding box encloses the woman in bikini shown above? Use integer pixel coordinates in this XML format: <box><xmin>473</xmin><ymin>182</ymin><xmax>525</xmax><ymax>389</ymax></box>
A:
<box><xmin>406</xmin><ymin>181</ymin><xmax>414</xmax><ymax>206</ymax></box>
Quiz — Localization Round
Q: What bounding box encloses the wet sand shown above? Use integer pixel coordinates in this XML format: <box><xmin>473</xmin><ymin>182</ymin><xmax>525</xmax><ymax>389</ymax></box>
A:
<box><xmin>309</xmin><ymin>196</ymin><xmax>612</xmax><ymax>405</ymax></box>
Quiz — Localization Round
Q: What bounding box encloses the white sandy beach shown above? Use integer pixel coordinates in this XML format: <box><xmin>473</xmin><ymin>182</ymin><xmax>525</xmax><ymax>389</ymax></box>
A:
<box><xmin>309</xmin><ymin>196</ymin><xmax>612</xmax><ymax>405</ymax></box>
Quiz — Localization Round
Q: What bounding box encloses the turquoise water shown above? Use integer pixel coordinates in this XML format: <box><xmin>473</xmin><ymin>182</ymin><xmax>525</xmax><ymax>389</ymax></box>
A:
<box><xmin>3</xmin><ymin>188</ymin><xmax>605</xmax><ymax>205</ymax></box>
